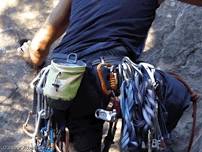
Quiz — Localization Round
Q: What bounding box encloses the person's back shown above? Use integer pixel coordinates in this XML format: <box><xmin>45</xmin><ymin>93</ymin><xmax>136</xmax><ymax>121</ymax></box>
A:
<box><xmin>49</xmin><ymin>1</ymin><xmax>160</xmax><ymax>151</ymax></box>
<box><xmin>53</xmin><ymin>0</ymin><xmax>159</xmax><ymax>60</ymax></box>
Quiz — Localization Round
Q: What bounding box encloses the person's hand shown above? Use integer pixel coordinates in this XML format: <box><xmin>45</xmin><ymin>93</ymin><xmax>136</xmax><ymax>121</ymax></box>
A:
<box><xmin>17</xmin><ymin>40</ymin><xmax>32</xmax><ymax>64</ymax></box>
<box><xmin>17</xmin><ymin>39</ymin><xmax>47</xmax><ymax>68</ymax></box>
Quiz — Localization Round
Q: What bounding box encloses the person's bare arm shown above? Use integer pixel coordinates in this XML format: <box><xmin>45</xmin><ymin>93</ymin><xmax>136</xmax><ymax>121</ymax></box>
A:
<box><xmin>19</xmin><ymin>0</ymin><xmax>72</xmax><ymax>66</ymax></box>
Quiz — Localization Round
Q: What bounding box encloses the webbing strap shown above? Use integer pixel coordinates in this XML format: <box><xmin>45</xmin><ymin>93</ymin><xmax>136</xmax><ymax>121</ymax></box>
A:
<box><xmin>102</xmin><ymin>122</ymin><xmax>118</xmax><ymax>152</ymax></box>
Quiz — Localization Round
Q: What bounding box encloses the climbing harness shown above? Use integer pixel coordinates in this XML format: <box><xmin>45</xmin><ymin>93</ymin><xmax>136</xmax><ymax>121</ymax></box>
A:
<box><xmin>23</xmin><ymin>53</ymin><xmax>198</xmax><ymax>152</ymax></box>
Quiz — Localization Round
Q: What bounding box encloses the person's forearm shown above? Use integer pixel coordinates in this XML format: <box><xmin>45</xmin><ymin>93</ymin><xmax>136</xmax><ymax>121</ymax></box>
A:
<box><xmin>29</xmin><ymin>0</ymin><xmax>72</xmax><ymax>65</ymax></box>
<box><xmin>42</xmin><ymin>0</ymin><xmax>72</xmax><ymax>45</ymax></box>
<box><xmin>32</xmin><ymin>0</ymin><xmax>71</xmax><ymax>51</ymax></box>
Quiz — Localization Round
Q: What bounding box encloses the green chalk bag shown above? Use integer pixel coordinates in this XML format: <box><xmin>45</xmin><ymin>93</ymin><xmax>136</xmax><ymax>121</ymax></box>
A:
<box><xmin>43</xmin><ymin>53</ymin><xmax>86</xmax><ymax>101</ymax></box>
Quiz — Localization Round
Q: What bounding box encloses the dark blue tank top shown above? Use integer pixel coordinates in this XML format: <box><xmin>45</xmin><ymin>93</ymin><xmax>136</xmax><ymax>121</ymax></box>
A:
<box><xmin>53</xmin><ymin>0</ymin><xmax>159</xmax><ymax>59</ymax></box>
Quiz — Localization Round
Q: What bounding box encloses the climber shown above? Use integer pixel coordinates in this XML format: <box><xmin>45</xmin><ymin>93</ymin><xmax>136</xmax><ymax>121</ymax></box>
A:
<box><xmin>17</xmin><ymin>0</ymin><xmax>201</xmax><ymax>151</ymax></box>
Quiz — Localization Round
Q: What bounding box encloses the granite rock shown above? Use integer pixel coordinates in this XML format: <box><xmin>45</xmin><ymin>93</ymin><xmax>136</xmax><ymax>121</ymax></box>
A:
<box><xmin>142</xmin><ymin>0</ymin><xmax>202</xmax><ymax>151</ymax></box>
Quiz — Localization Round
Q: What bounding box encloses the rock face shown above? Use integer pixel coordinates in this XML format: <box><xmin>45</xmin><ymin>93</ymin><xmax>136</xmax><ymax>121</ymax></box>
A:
<box><xmin>0</xmin><ymin>0</ymin><xmax>201</xmax><ymax>152</ymax></box>
<box><xmin>142</xmin><ymin>0</ymin><xmax>202</xmax><ymax>151</ymax></box>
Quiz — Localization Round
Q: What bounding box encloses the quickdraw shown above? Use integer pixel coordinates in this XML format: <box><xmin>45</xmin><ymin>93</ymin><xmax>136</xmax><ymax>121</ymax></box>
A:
<box><xmin>119</xmin><ymin>57</ymin><xmax>168</xmax><ymax>152</ymax></box>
